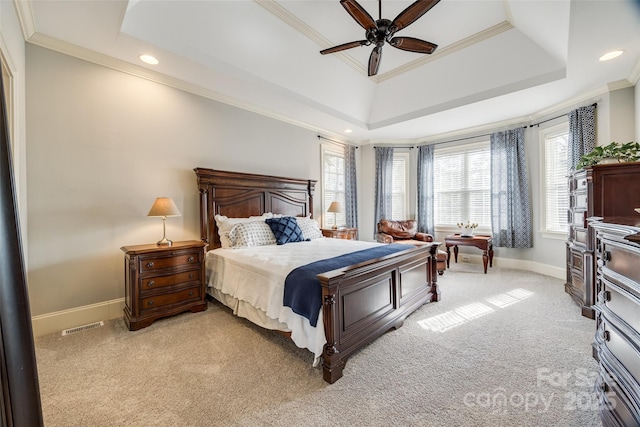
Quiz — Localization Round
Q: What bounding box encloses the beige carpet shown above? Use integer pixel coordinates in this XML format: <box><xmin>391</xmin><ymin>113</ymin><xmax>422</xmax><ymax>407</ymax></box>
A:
<box><xmin>35</xmin><ymin>264</ymin><xmax>602</xmax><ymax>426</ymax></box>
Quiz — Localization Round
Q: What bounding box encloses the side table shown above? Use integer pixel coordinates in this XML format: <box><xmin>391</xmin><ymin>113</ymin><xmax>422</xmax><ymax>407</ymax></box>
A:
<box><xmin>444</xmin><ymin>234</ymin><xmax>494</xmax><ymax>274</ymax></box>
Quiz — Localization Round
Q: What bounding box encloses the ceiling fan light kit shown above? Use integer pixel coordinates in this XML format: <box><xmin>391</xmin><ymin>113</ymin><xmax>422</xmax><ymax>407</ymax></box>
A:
<box><xmin>321</xmin><ymin>0</ymin><xmax>440</xmax><ymax>76</ymax></box>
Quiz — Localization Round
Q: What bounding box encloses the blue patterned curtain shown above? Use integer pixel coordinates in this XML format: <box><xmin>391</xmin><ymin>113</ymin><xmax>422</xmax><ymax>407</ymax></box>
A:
<box><xmin>344</xmin><ymin>144</ymin><xmax>358</xmax><ymax>228</ymax></box>
<box><xmin>490</xmin><ymin>128</ymin><xmax>532</xmax><ymax>248</ymax></box>
<box><xmin>374</xmin><ymin>147</ymin><xmax>394</xmax><ymax>234</ymax></box>
<box><xmin>568</xmin><ymin>104</ymin><xmax>596</xmax><ymax>171</ymax></box>
<box><xmin>417</xmin><ymin>144</ymin><xmax>435</xmax><ymax>235</ymax></box>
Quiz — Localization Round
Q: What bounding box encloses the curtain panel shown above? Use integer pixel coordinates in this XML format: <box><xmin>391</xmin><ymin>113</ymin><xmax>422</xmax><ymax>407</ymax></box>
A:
<box><xmin>374</xmin><ymin>147</ymin><xmax>394</xmax><ymax>234</ymax></box>
<box><xmin>417</xmin><ymin>144</ymin><xmax>435</xmax><ymax>235</ymax></box>
<box><xmin>490</xmin><ymin>128</ymin><xmax>533</xmax><ymax>248</ymax></box>
<box><xmin>344</xmin><ymin>144</ymin><xmax>358</xmax><ymax>229</ymax></box>
<box><xmin>568</xmin><ymin>104</ymin><xmax>597</xmax><ymax>171</ymax></box>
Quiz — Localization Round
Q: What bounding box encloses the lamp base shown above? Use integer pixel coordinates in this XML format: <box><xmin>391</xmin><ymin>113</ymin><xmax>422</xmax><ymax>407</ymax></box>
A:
<box><xmin>157</xmin><ymin>238</ymin><xmax>173</xmax><ymax>247</ymax></box>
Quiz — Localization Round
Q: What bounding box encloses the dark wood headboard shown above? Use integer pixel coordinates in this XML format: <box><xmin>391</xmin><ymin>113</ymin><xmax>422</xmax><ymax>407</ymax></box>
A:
<box><xmin>194</xmin><ymin>168</ymin><xmax>317</xmax><ymax>248</ymax></box>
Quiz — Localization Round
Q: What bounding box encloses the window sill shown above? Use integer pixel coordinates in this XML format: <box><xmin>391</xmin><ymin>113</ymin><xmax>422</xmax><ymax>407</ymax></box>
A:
<box><xmin>540</xmin><ymin>231</ymin><xmax>567</xmax><ymax>241</ymax></box>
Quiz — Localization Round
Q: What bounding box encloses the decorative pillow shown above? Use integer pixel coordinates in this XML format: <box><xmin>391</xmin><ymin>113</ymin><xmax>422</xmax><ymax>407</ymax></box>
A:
<box><xmin>228</xmin><ymin>221</ymin><xmax>276</xmax><ymax>248</ymax></box>
<box><xmin>296</xmin><ymin>217</ymin><xmax>323</xmax><ymax>240</ymax></box>
<box><xmin>214</xmin><ymin>213</ymin><xmax>272</xmax><ymax>248</ymax></box>
<box><xmin>265</xmin><ymin>217</ymin><xmax>307</xmax><ymax>245</ymax></box>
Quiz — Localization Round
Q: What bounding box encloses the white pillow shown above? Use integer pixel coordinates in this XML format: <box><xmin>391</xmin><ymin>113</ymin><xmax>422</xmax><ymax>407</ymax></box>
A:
<box><xmin>228</xmin><ymin>221</ymin><xmax>276</xmax><ymax>248</ymax></box>
<box><xmin>296</xmin><ymin>217</ymin><xmax>323</xmax><ymax>240</ymax></box>
<box><xmin>214</xmin><ymin>213</ymin><xmax>272</xmax><ymax>248</ymax></box>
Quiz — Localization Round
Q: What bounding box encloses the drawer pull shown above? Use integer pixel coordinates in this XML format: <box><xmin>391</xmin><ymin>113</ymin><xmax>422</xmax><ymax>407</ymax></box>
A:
<box><xmin>147</xmin><ymin>300</ymin><xmax>154</xmax><ymax>306</ymax></box>
<box><xmin>188</xmin><ymin>256</ymin><xmax>195</xmax><ymax>262</ymax></box>
<box><xmin>603</xmin><ymin>251</ymin><xmax>611</xmax><ymax>262</ymax></box>
<box><xmin>598</xmin><ymin>290</ymin><xmax>611</xmax><ymax>303</ymax></box>
<box><xmin>147</xmin><ymin>280</ymin><xmax>155</xmax><ymax>287</ymax></box>
<box><xmin>189</xmin><ymin>291</ymin><xmax>194</xmax><ymax>297</ymax></box>
<box><xmin>189</xmin><ymin>273</ymin><xmax>193</xmax><ymax>279</ymax></box>
<box><xmin>600</xmin><ymin>330</ymin><xmax>610</xmax><ymax>342</ymax></box>
<box><xmin>146</xmin><ymin>261</ymin><xmax>155</xmax><ymax>268</ymax></box>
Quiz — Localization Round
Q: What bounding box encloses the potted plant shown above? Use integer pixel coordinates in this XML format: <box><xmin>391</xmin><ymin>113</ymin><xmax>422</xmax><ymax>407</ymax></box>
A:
<box><xmin>457</xmin><ymin>221</ymin><xmax>478</xmax><ymax>237</ymax></box>
<box><xmin>576</xmin><ymin>141</ymin><xmax>640</xmax><ymax>169</ymax></box>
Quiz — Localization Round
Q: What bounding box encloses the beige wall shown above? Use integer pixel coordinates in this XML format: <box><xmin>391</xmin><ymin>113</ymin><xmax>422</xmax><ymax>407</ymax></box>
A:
<box><xmin>26</xmin><ymin>45</ymin><xmax>323</xmax><ymax>320</ymax></box>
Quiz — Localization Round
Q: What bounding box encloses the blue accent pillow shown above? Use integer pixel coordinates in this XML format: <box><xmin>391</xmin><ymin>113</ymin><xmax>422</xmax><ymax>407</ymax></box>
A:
<box><xmin>265</xmin><ymin>217</ymin><xmax>307</xmax><ymax>245</ymax></box>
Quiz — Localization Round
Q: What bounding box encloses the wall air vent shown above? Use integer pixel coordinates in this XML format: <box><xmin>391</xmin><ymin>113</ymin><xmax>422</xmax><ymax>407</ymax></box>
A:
<box><xmin>61</xmin><ymin>321</ymin><xmax>104</xmax><ymax>336</ymax></box>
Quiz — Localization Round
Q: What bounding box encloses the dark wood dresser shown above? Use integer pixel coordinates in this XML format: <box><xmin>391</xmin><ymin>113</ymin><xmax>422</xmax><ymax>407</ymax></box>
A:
<box><xmin>591</xmin><ymin>219</ymin><xmax>640</xmax><ymax>426</ymax></box>
<box><xmin>566</xmin><ymin>162</ymin><xmax>640</xmax><ymax>318</ymax></box>
<box><xmin>121</xmin><ymin>240</ymin><xmax>207</xmax><ymax>330</ymax></box>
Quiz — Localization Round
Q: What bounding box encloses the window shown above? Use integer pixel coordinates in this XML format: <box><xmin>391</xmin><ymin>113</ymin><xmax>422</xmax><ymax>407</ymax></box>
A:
<box><xmin>433</xmin><ymin>142</ymin><xmax>491</xmax><ymax>228</ymax></box>
<box><xmin>322</xmin><ymin>146</ymin><xmax>345</xmax><ymax>228</ymax></box>
<box><xmin>391</xmin><ymin>152</ymin><xmax>410</xmax><ymax>221</ymax></box>
<box><xmin>541</xmin><ymin>122</ymin><xmax>569</xmax><ymax>235</ymax></box>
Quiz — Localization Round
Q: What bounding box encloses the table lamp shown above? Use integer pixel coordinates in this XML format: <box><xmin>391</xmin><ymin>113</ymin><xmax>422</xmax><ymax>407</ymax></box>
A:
<box><xmin>327</xmin><ymin>201</ymin><xmax>343</xmax><ymax>229</ymax></box>
<box><xmin>147</xmin><ymin>197</ymin><xmax>181</xmax><ymax>246</ymax></box>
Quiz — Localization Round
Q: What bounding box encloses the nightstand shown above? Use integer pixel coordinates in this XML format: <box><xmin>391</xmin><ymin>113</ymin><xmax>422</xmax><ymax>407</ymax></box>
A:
<box><xmin>121</xmin><ymin>240</ymin><xmax>207</xmax><ymax>331</ymax></box>
<box><xmin>321</xmin><ymin>228</ymin><xmax>358</xmax><ymax>240</ymax></box>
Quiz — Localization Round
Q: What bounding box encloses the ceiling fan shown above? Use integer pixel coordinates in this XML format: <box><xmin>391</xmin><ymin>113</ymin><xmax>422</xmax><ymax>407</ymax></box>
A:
<box><xmin>320</xmin><ymin>0</ymin><xmax>440</xmax><ymax>76</ymax></box>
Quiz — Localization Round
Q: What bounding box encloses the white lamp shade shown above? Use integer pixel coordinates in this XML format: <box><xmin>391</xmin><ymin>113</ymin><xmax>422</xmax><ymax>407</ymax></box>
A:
<box><xmin>147</xmin><ymin>197</ymin><xmax>181</xmax><ymax>217</ymax></box>
<box><xmin>327</xmin><ymin>201</ymin><xmax>343</xmax><ymax>213</ymax></box>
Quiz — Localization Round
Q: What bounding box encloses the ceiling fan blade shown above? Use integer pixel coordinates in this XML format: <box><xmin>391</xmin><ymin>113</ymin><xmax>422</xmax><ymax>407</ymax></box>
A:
<box><xmin>340</xmin><ymin>0</ymin><xmax>377</xmax><ymax>31</ymax></box>
<box><xmin>391</xmin><ymin>0</ymin><xmax>440</xmax><ymax>32</ymax></box>
<box><xmin>320</xmin><ymin>40</ymin><xmax>369</xmax><ymax>55</ymax></box>
<box><xmin>368</xmin><ymin>46</ymin><xmax>382</xmax><ymax>76</ymax></box>
<box><xmin>389</xmin><ymin>37</ymin><xmax>437</xmax><ymax>54</ymax></box>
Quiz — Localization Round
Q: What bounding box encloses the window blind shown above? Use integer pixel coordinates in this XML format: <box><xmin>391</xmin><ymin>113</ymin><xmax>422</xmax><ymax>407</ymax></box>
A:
<box><xmin>544</xmin><ymin>130</ymin><xmax>569</xmax><ymax>233</ymax></box>
<box><xmin>433</xmin><ymin>142</ymin><xmax>491</xmax><ymax>227</ymax></box>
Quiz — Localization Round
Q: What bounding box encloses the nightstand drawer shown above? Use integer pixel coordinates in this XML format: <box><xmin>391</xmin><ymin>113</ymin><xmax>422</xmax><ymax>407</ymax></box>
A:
<box><xmin>140</xmin><ymin>251</ymin><xmax>201</xmax><ymax>272</ymax></box>
<box><xmin>140</xmin><ymin>286</ymin><xmax>201</xmax><ymax>313</ymax></box>
<box><xmin>141</xmin><ymin>269</ymin><xmax>200</xmax><ymax>291</ymax></box>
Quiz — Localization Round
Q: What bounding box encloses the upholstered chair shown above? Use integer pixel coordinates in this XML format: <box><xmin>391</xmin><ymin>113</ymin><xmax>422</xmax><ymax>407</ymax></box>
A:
<box><xmin>376</xmin><ymin>219</ymin><xmax>447</xmax><ymax>275</ymax></box>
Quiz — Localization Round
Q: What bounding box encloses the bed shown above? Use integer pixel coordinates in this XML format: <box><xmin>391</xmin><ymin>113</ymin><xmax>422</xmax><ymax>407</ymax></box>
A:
<box><xmin>194</xmin><ymin>168</ymin><xmax>440</xmax><ymax>383</ymax></box>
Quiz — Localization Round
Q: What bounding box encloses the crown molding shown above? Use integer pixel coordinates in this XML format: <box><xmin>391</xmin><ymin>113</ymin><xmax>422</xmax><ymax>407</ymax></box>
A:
<box><xmin>628</xmin><ymin>56</ymin><xmax>640</xmax><ymax>86</ymax></box>
<box><xmin>13</xmin><ymin>0</ymin><xmax>36</xmax><ymax>40</ymax></box>
<box><xmin>375</xmin><ymin>21</ymin><xmax>513</xmax><ymax>83</ymax></box>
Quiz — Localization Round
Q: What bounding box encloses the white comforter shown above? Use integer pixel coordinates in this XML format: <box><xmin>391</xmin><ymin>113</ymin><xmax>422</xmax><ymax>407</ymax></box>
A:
<box><xmin>205</xmin><ymin>238</ymin><xmax>382</xmax><ymax>363</ymax></box>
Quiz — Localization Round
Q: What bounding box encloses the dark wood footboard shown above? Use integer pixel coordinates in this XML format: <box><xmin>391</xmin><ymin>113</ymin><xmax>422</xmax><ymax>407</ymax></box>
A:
<box><xmin>318</xmin><ymin>243</ymin><xmax>439</xmax><ymax>383</ymax></box>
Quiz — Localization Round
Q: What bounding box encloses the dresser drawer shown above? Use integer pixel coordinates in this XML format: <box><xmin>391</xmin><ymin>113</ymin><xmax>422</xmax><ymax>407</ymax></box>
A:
<box><xmin>601</xmin><ymin>240</ymin><xmax>640</xmax><ymax>285</ymax></box>
<box><xmin>571</xmin><ymin>209</ymin><xmax>587</xmax><ymax>228</ymax></box>
<box><xmin>572</xmin><ymin>190</ymin><xmax>587</xmax><ymax>210</ymax></box>
<box><xmin>139</xmin><ymin>250</ymin><xmax>201</xmax><ymax>273</ymax></box>
<box><xmin>140</xmin><ymin>269</ymin><xmax>200</xmax><ymax>291</ymax></box>
<box><xmin>573</xmin><ymin>228</ymin><xmax>588</xmax><ymax>245</ymax></box>
<box><xmin>140</xmin><ymin>286</ymin><xmax>202</xmax><ymax>313</ymax></box>
<box><xmin>597</xmin><ymin>314</ymin><xmax>640</xmax><ymax>388</ymax></box>
<box><xmin>596</xmin><ymin>365</ymin><xmax>640</xmax><ymax>427</ymax></box>
<box><xmin>599</xmin><ymin>278</ymin><xmax>640</xmax><ymax>333</ymax></box>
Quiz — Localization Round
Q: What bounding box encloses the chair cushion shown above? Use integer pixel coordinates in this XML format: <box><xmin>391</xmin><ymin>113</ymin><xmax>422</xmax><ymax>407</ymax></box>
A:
<box><xmin>378</xmin><ymin>219</ymin><xmax>417</xmax><ymax>239</ymax></box>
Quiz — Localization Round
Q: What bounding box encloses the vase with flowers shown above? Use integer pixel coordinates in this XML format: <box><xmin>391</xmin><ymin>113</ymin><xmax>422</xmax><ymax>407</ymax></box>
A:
<box><xmin>457</xmin><ymin>221</ymin><xmax>478</xmax><ymax>237</ymax></box>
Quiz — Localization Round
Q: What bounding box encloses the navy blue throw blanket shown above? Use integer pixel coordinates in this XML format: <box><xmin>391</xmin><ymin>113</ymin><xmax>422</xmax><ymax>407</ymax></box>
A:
<box><xmin>283</xmin><ymin>244</ymin><xmax>410</xmax><ymax>326</ymax></box>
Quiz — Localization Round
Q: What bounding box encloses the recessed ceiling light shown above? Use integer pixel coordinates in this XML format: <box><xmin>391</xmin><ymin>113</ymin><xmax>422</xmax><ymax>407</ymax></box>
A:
<box><xmin>139</xmin><ymin>54</ymin><xmax>159</xmax><ymax>65</ymax></box>
<box><xmin>344</xmin><ymin>129</ymin><xmax>352</xmax><ymax>133</ymax></box>
<box><xmin>599</xmin><ymin>50</ymin><xmax>623</xmax><ymax>61</ymax></box>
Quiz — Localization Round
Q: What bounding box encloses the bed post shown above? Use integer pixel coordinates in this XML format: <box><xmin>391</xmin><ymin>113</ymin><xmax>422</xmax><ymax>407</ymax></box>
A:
<box><xmin>198</xmin><ymin>185</ymin><xmax>208</xmax><ymax>245</ymax></box>
<box><xmin>321</xmin><ymin>289</ymin><xmax>343</xmax><ymax>384</ymax></box>
<box><xmin>429</xmin><ymin>244</ymin><xmax>441</xmax><ymax>302</ymax></box>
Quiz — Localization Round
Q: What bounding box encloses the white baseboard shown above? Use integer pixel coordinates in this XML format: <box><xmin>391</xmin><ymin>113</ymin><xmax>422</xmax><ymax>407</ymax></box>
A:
<box><xmin>31</xmin><ymin>298</ymin><xmax>125</xmax><ymax>338</ymax></box>
<box><xmin>451</xmin><ymin>254</ymin><xmax>565</xmax><ymax>280</ymax></box>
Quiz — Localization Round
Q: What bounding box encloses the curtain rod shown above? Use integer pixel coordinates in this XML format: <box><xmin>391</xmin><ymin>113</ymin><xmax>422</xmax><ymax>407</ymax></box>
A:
<box><xmin>317</xmin><ymin>135</ymin><xmax>358</xmax><ymax>148</ymax></box>
<box><xmin>528</xmin><ymin>102</ymin><xmax>597</xmax><ymax>128</ymax></box>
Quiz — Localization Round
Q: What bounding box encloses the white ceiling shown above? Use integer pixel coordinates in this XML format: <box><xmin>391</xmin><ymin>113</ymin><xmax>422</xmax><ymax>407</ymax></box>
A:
<box><xmin>22</xmin><ymin>0</ymin><xmax>640</xmax><ymax>143</ymax></box>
